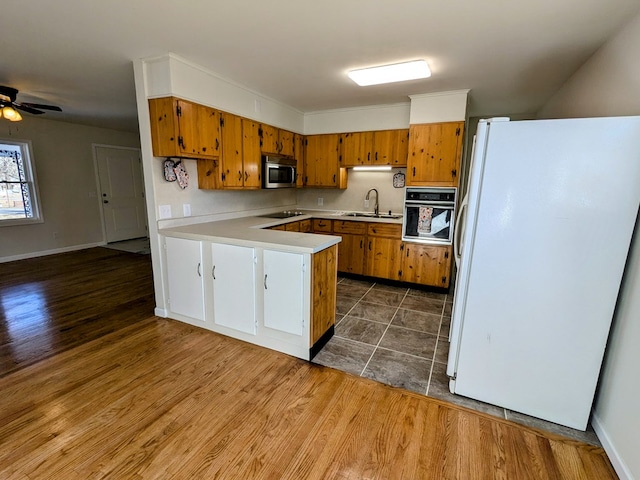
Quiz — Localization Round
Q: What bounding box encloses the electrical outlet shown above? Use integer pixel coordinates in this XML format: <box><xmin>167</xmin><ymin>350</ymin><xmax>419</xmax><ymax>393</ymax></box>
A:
<box><xmin>53</xmin><ymin>231</ymin><xmax>59</xmax><ymax>239</ymax></box>
<box><xmin>317</xmin><ymin>197</ymin><xmax>324</xmax><ymax>206</ymax></box>
<box><xmin>364</xmin><ymin>199</ymin><xmax>370</xmax><ymax>208</ymax></box>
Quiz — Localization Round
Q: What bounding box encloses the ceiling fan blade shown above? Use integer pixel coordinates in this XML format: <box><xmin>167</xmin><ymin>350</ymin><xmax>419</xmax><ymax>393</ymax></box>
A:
<box><xmin>21</xmin><ymin>102</ymin><xmax>62</xmax><ymax>112</ymax></box>
<box><xmin>15</xmin><ymin>104</ymin><xmax>45</xmax><ymax>115</ymax></box>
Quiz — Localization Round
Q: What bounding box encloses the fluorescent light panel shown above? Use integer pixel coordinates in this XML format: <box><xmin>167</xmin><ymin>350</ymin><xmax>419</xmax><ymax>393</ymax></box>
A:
<box><xmin>348</xmin><ymin>60</ymin><xmax>431</xmax><ymax>86</ymax></box>
<box><xmin>352</xmin><ymin>165</ymin><xmax>392</xmax><ymax>171</ymax></box>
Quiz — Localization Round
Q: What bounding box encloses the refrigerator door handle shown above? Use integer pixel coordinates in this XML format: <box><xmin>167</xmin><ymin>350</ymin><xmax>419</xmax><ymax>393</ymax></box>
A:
<box><xmin>453</xmin><ymin>194</ymin><xmax>469</xmax><ymax>269</ymax></box>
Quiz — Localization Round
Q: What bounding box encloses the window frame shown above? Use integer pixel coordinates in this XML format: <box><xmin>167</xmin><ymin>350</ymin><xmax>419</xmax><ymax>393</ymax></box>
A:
<box><xmin>0</xmin><ymin>138</ymin><xmax>43</xmax><ymax>227</ymax></box>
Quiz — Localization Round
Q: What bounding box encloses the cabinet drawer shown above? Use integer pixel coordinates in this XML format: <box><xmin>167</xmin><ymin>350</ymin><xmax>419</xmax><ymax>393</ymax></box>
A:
<box><xmin>333</xmin><ymin>220</ymin><xmax>366</xmax><ymax>235</ymax></box>
<box><xmin>313</xmin><ymin>219</ymin><xmax>333</xmax><ymax>233</ymax></box>
<box><xmin>299</xmin><ymin>219</ymin><xmax>312</xmax><ymax>233</ymax></box>
<box><xmin>367</xmin><ymin>223</ymin><xmax>402</xmax><ymax>238</ymax></box>
<box><xmin>285</xmin><ymin>222</ymin><xmax>300</xmax><ymax>232</ymax></box>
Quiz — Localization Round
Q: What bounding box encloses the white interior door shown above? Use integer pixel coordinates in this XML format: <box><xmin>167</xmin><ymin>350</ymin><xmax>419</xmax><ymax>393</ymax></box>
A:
<box><xmin>96</xmin><ymin>146</ymin><xmax>147</xmax><ymax>243</ymax></box>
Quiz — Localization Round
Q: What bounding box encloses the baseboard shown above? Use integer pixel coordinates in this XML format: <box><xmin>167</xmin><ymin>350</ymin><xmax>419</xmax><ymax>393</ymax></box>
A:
<box><xmin>154</xmin><ymin>307</ymin><xmax>168</xmax><ymax>318</ymax></box>
<box><xmin>592</xmin><ymin>412</ymin><xmax>634</xmax><ymax>480</ymax></box>
<box><xmin>0</xmin><ymin>242</ymin><xmax>106</xmax><ymax>263</ymax></box>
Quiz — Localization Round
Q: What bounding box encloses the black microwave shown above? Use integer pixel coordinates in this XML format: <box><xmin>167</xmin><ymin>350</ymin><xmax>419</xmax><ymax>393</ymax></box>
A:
<box><xmin>262</xmin><ymin>155</ymin><xmax>297</xmax><ymax>188</ymax></box>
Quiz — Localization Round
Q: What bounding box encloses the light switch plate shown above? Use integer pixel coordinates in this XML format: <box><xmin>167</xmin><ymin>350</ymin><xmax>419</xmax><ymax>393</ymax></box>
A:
<box><xmin>317</xmin><ymin>197</ymin><xmax>324</xmax><ymax>206</ymax></box>
<box><xmin>158</xmin><ymin>204</ymin><xmax>172</xmax><ymax>219</ymax></box>
<box><xmin>183</xmin><ymin>204</ymin><xmax>191</xmax><ymax>217</ymax></box>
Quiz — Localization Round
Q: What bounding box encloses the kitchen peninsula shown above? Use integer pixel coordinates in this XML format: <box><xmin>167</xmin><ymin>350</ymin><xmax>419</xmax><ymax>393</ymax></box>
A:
<box><xmin>159</xmin><ymin>214</ymin><xmax>340</xmax><ymax>361</ymax></box>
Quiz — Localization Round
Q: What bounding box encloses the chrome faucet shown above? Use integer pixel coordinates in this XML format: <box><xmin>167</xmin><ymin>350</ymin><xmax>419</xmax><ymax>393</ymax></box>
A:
<box><xmin>366</xmin><ymin>188</ymin><xmax>379</xmax><ymax>216</ymax></box>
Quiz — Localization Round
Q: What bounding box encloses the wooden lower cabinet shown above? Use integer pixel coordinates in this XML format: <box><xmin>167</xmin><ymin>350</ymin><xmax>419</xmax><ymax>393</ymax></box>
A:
<box><xmin>334</xmin><ymin>220</ymin><xmax>366</xmax><ymax>275</ymax></box>
<box><xmin>365</xmin><ymin>237</ymin><xmax>403</xmax><ymax>280</ymax></box>
<box><xmin>400</xmin><ymin>243</ymin><xmax>452</xmax><ymax>288</ymax></box>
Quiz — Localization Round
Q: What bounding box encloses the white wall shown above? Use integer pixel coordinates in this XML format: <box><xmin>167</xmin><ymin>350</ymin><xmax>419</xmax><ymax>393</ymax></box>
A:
<box><xmin>0</xmin><ymin>116</ymin><xmax>140</xmax><ymax>262</ymax></box>
<box><xmin>536</xmin><ymin>11</ymin><xmax>640</xmax><ymax>480</ymax></box>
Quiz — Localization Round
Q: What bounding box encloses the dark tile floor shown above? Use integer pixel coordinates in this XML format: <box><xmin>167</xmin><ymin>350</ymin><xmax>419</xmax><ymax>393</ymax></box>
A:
<box><xmin>313</xmin><ymin>276</ymin><xmax>601</xmax><ymax>446</ymax></box>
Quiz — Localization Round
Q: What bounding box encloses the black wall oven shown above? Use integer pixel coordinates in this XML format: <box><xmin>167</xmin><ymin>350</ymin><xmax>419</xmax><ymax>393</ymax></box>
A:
<box><xmin>402</xmin><ymin>187</ymin><xmax>457</xmax><ymax>244</ymax></box>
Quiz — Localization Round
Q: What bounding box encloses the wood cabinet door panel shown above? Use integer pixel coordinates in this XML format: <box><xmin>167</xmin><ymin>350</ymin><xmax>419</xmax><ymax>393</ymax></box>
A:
<box><xmin>407</xmin><ymin>121</ymin><xmax>464</xmax><ymax>186</ymax></box>
<box><xmin>260</xmin><ymin>124</ymin><xmax>279</xmax><ymax>154</ymax></box>
<box><xmin>365</xmin><ymin>237</ymin><xmax>402</xmax><ymax>280</ymax></box>
<box><xmin>401</xmin><ymin>244</ymin><xmax>451</xmax><ymax>287</ymax></box>
<box><xmin>220</xmin><ymin>112</ymin><xmax>244</xmax><ymax>188</ymax></box>
<box><xmin>367</xmin><ymin>223</ymin><xmax>402</xmax><ymax>238</ymax></box>
<box><xmin>341</xmin><ymin>132</ymin><xmax>373</xmax><ymax>166</ymax></box>
<box><xmin>312</xmin><ymin>219</ymin><xmax>333</xmax><ymax>233</ymax></box>
<box><xmin>242</xmin><ymin>118</ymin><xmax>262</xmax><ymax>189</ymax></box>
<box><xmin>177</xmin><ymin>99</ymin><xmax>220</xmax><ymax>158</ymax></box>
<box><xmin>294</xmin><ymin>134</ymin><xmax>305</xmax><ymax>187</ymax></box>
<box><xmin>373</xmin><ymin>129</ymin><xmax>409</xmax><ymax>166</ymax></box>
<box><xmin>337</xmin><ymin>233</ymin><xmax>365</xmax><ymax>275</ymax></box>
<box><xmin>333</xmin><ymin>220</ymin><xmax>366</xmax><ymax>235</ymax></box>
<box><xmin>279</xmin><ymin>129</ymin><xmax>295</xmax><ymax>157</ymax></box>
<box><xmin>305</xmin><ymin>134</ymin><xmax>340</xmax><ymax>187</ymax></box>
<box><xmin>299</xmin><ymin>219</ymin><xmax>312</xmax><ymax>233</ymax></box>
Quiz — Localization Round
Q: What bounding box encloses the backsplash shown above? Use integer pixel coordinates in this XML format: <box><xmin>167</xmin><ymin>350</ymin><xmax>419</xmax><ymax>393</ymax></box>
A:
<box><xmin>295</xmin><ymin>169</ymin><xmax>407</xmax><ymax>214</ymax></box>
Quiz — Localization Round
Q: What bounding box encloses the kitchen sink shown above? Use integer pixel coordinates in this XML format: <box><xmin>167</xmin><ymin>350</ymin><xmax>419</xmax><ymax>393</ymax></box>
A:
<box><xmin>341</xmin><ymin>212</ymin><xmax>402</xmax><ymax>219</ymax></box>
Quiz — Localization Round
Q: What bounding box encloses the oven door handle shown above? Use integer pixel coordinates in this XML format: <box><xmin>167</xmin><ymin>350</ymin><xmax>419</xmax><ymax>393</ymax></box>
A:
<box><xmin>453</xmin><ymin>194</ymin><xmax>469</xmax><ymax>269</ymax></box>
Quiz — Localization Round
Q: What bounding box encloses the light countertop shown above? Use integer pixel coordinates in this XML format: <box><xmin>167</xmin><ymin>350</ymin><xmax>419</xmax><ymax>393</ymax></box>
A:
<box><xmin>159</xmin><ymin>209</ymin><xmax>402</xmax><ymax>254</ymax></box>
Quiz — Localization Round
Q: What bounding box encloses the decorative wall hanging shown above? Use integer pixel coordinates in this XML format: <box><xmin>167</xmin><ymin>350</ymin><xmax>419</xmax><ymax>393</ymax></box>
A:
<box><xmin>393</xmin><ymin>171</ymin><xmax>405</xmax><ymax>188</ymax></box>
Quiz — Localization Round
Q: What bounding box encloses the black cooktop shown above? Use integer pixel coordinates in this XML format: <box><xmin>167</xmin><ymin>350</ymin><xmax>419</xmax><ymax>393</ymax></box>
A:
<box><xmin>258</xmin><ymin>211</ymin><xmax>305</xmax><ymax>219</ymax></box>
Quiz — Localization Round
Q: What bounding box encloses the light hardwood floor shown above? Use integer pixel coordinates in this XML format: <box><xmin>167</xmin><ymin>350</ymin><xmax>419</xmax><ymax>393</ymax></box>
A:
<box><xmin>0</xmin><ymin>248</ymin><xmax>616</xmax><ymax>479</ymax></box>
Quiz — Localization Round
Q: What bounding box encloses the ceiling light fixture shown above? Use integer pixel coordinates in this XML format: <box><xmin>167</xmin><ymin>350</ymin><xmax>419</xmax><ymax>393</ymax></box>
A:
<box><xmin>348</xmin><ymin>60</ymin><xmax>431</xmax><ymax>86</ymax></box>
<box><xmin>352</xmin><ymin>165</ymin><xmax>393</xmax><ymax>171</ymax></box>
<box><xmin>1</xmin><ymin>106</ymin><xmax>22</xmax><ymax>122</ymax></box>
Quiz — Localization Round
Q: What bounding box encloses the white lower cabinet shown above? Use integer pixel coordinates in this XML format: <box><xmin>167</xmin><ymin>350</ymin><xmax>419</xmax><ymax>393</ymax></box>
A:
<box><xmin>263</xmin><ymin>250</ymin><xmax>305</xmax><ymax>337</ymax></box>
<box><xmin>164</xmin><ymin>236</ymin><xmax>206</xmax><ymax>323</ymax></box>
<box><xmin>211</xmin><ymin>243</ymin><xmax>257</xmax><ymax>335</ymax></box>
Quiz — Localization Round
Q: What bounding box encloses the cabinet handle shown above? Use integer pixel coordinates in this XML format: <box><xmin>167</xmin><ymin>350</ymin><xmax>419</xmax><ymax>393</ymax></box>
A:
<box><xmin>412</xmin><ymin>166</ymin><xmax>416</xmax><ymax>177</ymax></box>
<box><xmin>212</xmin><ymin>265</ymin><xmax>216</xmax><ymax>279</ymax></box>
<box><xmin>360</xmin><ymin>239</ymin><xmax>363</xmax><ymax>249</ymax></box>
<box><xmin>197</xmin><ymin>263</ymin><xmax>201</xmax><ymax>277</ymax></box>
<box><xmin>215</xmin><ymin>139</ymin><xmax>219</xmax><ymax>150</ymax></box>
<box><xmin>264</xmin><ymin>274</ymin><xmax>268</xmax><ymax>290</ymax></box>
<box><xmin>333</xmin><ymin>174</ymin><xmax>336</xmax><ymax>183</ymax></box>
<box><xmin>238</xmin><ymin>171</ymin><xmax>243</xmax><ymax>181</ymax></box>
<box><xmin>367</xmin><ymin>152</ymin><xmax>370</xmax><ymax>162</ymax></box>
<box><xmin>368</xmin><ymin>241</ymin><xmax>372</xmax><ymax>251</ymax></box>
<box><xmin>245</xmin><ymin>171</ymin><xmax>249</xmax><ymax>181</ymax></box>
<box><xmin>375</xmin><ymin>152</ymin><xmax>378</xmax><ymax>161</ymax></box>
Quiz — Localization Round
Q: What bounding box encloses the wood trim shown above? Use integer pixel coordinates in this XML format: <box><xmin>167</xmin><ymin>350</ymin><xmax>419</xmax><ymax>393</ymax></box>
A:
<box><xmin>310</xmin><ymin>244</ymin><xmax>337</xmax><ymax>344</ymax></box>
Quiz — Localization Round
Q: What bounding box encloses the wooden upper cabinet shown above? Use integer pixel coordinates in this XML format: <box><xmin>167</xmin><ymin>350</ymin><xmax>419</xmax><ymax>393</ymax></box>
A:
<box><xmin>304</xmin><ymin>134</ymin><xmax>346</xmax><ymax>188</ymax></box>
<box><xmin>294</xmin><ymin>133</ymin><xmax>305</xmax><ymax>187</ymax></box>
<box><xmin>242</xmin><ymin>118</ymin><xmax>262</xmax><ymax>189</ymax></box>
<box><xmin>260</xmin><ymin>124</ymin><xmax>279</xmax><ymax>155</ymax></box>
<box><xmin>341</xmin><ymin>132</ymin><xmax>373</xmax><ymax>167</ymax></box>
<box><xmin>148</xmin><ymin>97</ymin><xmax>221</xmax><ymax>159</ymax></box>
<box><xmin>407</xmin><ymin>121</ymin><xmax>464</xmax><ymax>186</ymax></box>
<box><xmin>219</xmin><ymin>112</ymin><xmax>244</xmax><ymax>189</ymax></box>
<box><xmin>372</xmin><ymin>129</ymin><xmax>409</xmax><ymax>166</ymax></box>
<box><xmin>279</xmin><ymin>129</ymin><xmax>295</xmax><ymax>157</ymax></box>
<box><xmin>261</xmin><ymin>125</ymin><xmax>295</xmax><ymax>157</ymax></box>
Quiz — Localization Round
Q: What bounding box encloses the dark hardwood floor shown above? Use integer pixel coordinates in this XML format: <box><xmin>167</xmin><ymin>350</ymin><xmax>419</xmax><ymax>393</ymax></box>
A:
<box><xmin>0</xmin><ymin>248</ymin><xmax>616</xmax><ymax>479</ymax></box>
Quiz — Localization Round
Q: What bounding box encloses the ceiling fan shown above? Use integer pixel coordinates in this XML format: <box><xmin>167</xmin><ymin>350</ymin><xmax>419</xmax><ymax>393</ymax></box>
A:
<box><xmin>0</xmin><ymin>86</ymin><xmax>62</xmax><ymax>122</ymax></box>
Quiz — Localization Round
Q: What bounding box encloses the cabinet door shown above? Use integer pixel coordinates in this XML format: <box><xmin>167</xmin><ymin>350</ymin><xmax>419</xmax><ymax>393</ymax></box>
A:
<box><xmin>337</xmin><ymin>234</ymin><xmax>365</xmax><ymax>275</ymax></box>
<box><xmin>285</xmin><ymin>221</ymin><xmax>301</xmax><ymax>232</ymax></box>
<box><xmin>260</xmin><ymin>124</ymin><xmax>279</xmax><ymax>154</ymax></box>
<box><xmin>279</xmin><ymin>129</ymin><xmax>295</xmax><ymax>157</ymax></box>
<box><xmin>148</xmin><ymin>97</ymin><xmax>179</xmax><ymax>157</ymax></box>
<box><xmin>165</xmin><ymin>237</ymin><xmax>205</xmax><ymax>322</ymax></box>
<box><xmin>211</xmin><ymin>243</ymin><xmax>257</xmax><ymax>335</ymax></box>
<box><xmin>401</xmin><ymin>244</ymin><xmax>451</xmax><ymax>287</ymax></box>
<box><xmin>373</xmin><ymin>129</ymin><xmax>409</xmax><ymax>166</ymax></box>
<box><xmin>305</xmin><ymin>134</ymin><xmax>341</xmax><ymax>187</ymax></box>
<box><xmin>365</xmin><ymin>236</ymin><xmax>403</xmax><ymax>281</ymax></box>
<box><xmin>299</xmin><ymin>219</ymin><xmax>312</xmax><ymax>233</ymax></box>
<box><xmin>341</xmin><ymin>132</ymin><xmax>373</xmax><ymax>166</ymax></box>
<box><xmin>177</xmin><ymin>99</ymin><xmax>221</xmax><ymax>158</ymax></box>
<box><xmin>294</xmin><ymin>134</ymin><xmax>305</xmax><ymax>187</ymax></box>
<box><xmin>242</xmin><ymin>119</ymin><xmax>262</xmax><ymax>189</ymax></box>
<box><xmin>407</xmin><ymin>121</ymin><xmax>464</xmax><ymax>186</ymax></box>
<box><xmin>220</xmin><ymin>112</ymin><xmax>244</xmax><ymax>188</ymax></box>
<box><xmin>263</xmin><ymin>250</ymin><xmax>304</xmax><ymax>336</ymax></box>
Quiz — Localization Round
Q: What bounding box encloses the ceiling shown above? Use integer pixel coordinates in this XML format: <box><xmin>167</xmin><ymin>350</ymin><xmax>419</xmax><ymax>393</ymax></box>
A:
<box><xmin>2</xmin><ymin>0</ymin><xmax>639</xmax><ymax>133</ymax></box>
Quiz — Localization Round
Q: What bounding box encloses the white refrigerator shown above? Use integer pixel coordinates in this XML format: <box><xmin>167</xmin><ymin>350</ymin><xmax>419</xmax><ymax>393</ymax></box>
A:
<box><xmin>447</xmin><ymin>116</ymin><xmax>640</xmax><ymax>430</ymax></box>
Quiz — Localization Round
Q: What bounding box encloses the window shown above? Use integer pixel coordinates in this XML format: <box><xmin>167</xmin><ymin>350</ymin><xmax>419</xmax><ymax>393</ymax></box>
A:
<box><xmin>0</xmin><ymin>139</ymin><xmax>42</xmax><ymax>226</ymax></box>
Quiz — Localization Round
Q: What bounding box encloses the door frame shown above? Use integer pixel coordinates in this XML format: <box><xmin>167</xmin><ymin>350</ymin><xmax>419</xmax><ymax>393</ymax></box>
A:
<box><xmin>92</xmin><ymin>144</ymin><xmax>148</xmax><ymax>244</ymax></box>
